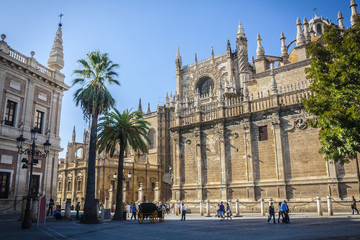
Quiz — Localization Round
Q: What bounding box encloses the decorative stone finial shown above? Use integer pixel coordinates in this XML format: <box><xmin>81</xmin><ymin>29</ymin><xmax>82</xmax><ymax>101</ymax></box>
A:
<box><xmin>1</xmin><ymin>34</ymin><xmax>6</xmax><ymax>41</ymax></box>
<box><xmin>47</xmin><ymin>25</ymin><xmax>64</xmax><ymax>71</ymax></box>
<box><xmin>237</xmin><ymin>21</ymin><xmax>245</xmax><ymax>38</ymax></box>
<box><xmin>227</xmin><ymin>39</ymin><xmax>231</xmax><ymax>52</ymax></box>
<box><xmin>194</xmin><ymin>53</ymin><xmax>197</xmax><ymax>64</ymax></box>
<box><xmin>270</xmin><ymin>63</ymin><xmax>277</xmax><ymax>95</ymax></box>
<box><xmin>280</xmin><ymin>32</ymin><xmax>288</xmax><ymax>58</ymax></box>
<box><xmin>350</xmin><ymin>0</ymin><xmax>358</xmax><ymax>27</ymax></box>
<box><xmin>175</xmin><ymin>46</ymin><xmax>182</xmax><ymax>67</ymax></box>
<box><xmin>303</xmin><ymin>17</ymin><xmax>311</xmax><ymax>43</ymax></box>
<box><xmin>296</xmin><ymin>17</ymin><xmax>305</xmax><ymax>47</ymax></box>
<box><xmin>338</xmin><ymin>11</ymin><xmax>345</xmax><ymax>29</ymax></box>
<box><xmin>30</xmin><ymin>51</ymin><xmax>35</xmax><ymax>58</ymax></box>
<box><xmin>176</xmin><ymin>46</ymin><xmax>180</xmax><ymax>57</ymax></box>
<box><xmin>211</xmin><ymin>46</ymin><xmax>214</xmax><ymax>59</ymax></box>
<box><xmin>256</xmin><ymin>33</ymin><xmax>265</xmax><ymax>58</ymax></box>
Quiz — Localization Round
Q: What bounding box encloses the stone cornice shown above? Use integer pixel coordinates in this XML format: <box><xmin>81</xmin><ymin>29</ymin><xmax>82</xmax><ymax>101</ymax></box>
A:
<box><xmin>0</xmin><ymin>51</ymin><xmax>70</xmax><ymax>91</ymax></box>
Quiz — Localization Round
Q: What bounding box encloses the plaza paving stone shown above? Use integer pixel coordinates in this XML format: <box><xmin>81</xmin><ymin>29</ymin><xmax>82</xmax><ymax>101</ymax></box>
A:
<box><xmin>0</xmin><ymin>213</ymin><xmax>359</xmax><ymax>240</ymax></box>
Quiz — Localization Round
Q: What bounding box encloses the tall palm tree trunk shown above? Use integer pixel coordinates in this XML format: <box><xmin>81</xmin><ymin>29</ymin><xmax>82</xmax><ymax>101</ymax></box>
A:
<box><xmin>113</xmin><ymin>142</ymin><xmax>125</xmax><ymax>220</ymax></box>
<box><xmin>80</xmin><ymin>113</ymin><xmax>100</xmax><ymax>224</ymax></box>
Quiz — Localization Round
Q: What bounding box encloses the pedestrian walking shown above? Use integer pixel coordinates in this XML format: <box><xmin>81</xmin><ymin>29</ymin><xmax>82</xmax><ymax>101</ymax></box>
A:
<box><xmin>171</xmin><ymin>203</ymin><xmax>174</xmax><ymax>214</ymax></box>
<box><xmin>47</xmin><ymin>198</ymin><xmax>54</xmax><ymax>216</ymax></box>
<box><xmin>267</xmin><ymin>203</ymin><xmax>276</xmax><ymax>223</ymax></box>
<box><xmin>278</xmin><ymin>202</ymin><xmax>283</xmax><ymax>223</ymax></box>
<box><xmin>351</xmin><ymin>196</ymin><xmax>360</xmax><ymax>215</ymax></box>
<box><xmin>226</xmin><ymin>203</ymin><xmax>232</xmax><ymax>220</ymax></box>
<box><xmin>75</xmin><ymin>202</ymin><xmax>80</xmax><ymax>219</ymax></box>
<box><xmin>131</xmin><ymin>204</ymin><xmax>137</xmax><ymax>220</ymax></box>
<box><xmin>181</xmin><ymin>203</ymin><xmax>186</xmax><ymax>221</ymax></box>
<box><xmin>219</xmin><ymin>202</ymin><xmax>225</xmax><ymax>220</ymax></box>
<box><xmin>281</xmin><ymin>200</ymin><xmax>290</xmax><ymax>223</ymax></box>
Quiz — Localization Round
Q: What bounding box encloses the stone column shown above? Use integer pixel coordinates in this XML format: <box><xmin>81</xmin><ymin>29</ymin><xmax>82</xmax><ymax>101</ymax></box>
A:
<box><xmin>64</xmin><ymin>198</ymin><xmax>71</xmax><ymax>220</ymax></box>
<box><xmin>154</xmin><ymin>182</ymin><xmax>159</xmax><ymax>203</ymax></box>
<box><xmin>138</xmin><ymin>182</ymin><xmax>144</xmax><ymax>203</ymax></box>
<box><xmin>217</xmin><ymin>123</ymin><xmax>227</xmax><ymax>200</ymax></box>
<box><xmin>105</xmin><ymin>197</ymin><xmax>109</xmax><ymax>209</ymax></box>
<box><xmin>260</xmin><ymin>198</ymin><xmax>265</xmax><ymax>216</ymax></box>
<box><xmin>206</xmin><ymin>200</ymin><xmax>211</xmax><ymax>217</ymax></box>
<box><xmin>31</xmin><ymin>198</ymin><xmax>39</xmax><ymax>222</ymax></box>
<box><xmin>109</xmin><ymin>187</ymin><xmax>113</xmax><ymax>211</ymax></box>
<box><xmin>122</xmin><ymin>185</ymin><xmax>127</xmax><ymax>203</ymax></box>
<box><xmin>172</xmin><ymin>132</ymin><xmax>181</xmax><ymax>200</ymax></box>
<box><xmin>235</xmin><ymin>199</ymin><xmax>240</xmax><ymax>216</ymax></box>
<box><xmin>317</xmin><ymin>196</ymin><xmax>322</xmax><ymax>216</ymax></box>
<box><xmin>327</xmin><ymin>196</ymin><xmax>333</xmax><ymax>216</ymax></box>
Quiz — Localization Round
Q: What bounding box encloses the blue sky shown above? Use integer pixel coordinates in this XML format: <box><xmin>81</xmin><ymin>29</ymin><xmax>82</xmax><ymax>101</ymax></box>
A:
<box><xmin>0</xmin><ymin>0</ymin><xmax>353</xmax><ymax>158</ymax></box>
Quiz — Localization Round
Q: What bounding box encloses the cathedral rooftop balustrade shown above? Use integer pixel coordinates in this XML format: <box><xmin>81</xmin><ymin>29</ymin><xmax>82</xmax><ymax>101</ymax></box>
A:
<box><xmin>170</xmin><ymin>80</ymin><xmax>311</xmax><ymax>128</ymax></box>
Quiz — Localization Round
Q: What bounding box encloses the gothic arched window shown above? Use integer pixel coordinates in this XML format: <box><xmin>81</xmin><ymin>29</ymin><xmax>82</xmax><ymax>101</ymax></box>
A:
<box><xmin>197</xmin><ymin>77</ymin><xmax>214</xmax><ymax>96</ymax></box>
<box><xmin>149</xmin><ymin>129</ymin><xmax>156</xmax><ymax>149</ymax></box>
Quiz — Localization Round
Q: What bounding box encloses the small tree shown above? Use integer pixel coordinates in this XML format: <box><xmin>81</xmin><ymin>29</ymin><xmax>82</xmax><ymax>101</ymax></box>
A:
<box><xmin>73</xmin><ymin>51</ymin><xmax>119</xmax><ymax>224</ymax></box>
<box><xmin>304</xmin><ymin>15</ymin><xmax>360</xmax><ymax>195</ymax></box>
<box><xmin>97</xmin><ymin>109</ymin><xmax>150</xmax><ymax>220</ymax></box>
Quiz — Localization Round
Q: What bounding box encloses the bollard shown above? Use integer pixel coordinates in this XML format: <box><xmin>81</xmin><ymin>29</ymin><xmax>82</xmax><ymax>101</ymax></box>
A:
<box><xmin>206</xmin><ymin>200</ymin><xmax>211</xmax><ymax>217</ymax></box>
<box><xmin>95</xmin><ymin>199</ymin><xmax>100</xmax><ymax>218</ymax></box>
<box><xmin>235</xmin><ymin>199</ymin><xmax>240</xmax><ymax>216</ymax></box>
<box><xmin>327</xmin><ymin>196</ymin><xmax>333</xmax><ymax>216</ymax></box>
<box><xmin>100</xmin><ymin>208</ymin><xmax>105</xmax><ymax>222</ymax></box>
<box><xmin>175</xmin><ymin>201</ymin><xmax>179</xmax><ymax>216</ymax></box>
<box><xmin>64</xmin><ymin>199</ymin><xmax>71</xmax><ymax>220</ymax></box>
<box><xmin>200</xmin><ymin>200</ymin><xmax>204</xmax><ymax>216</ymax></box>
<box><xmin>316</xmin><ymin>196</ymin><xmax>322</xmax><ymax>216</ymax></box>
<box><xmin>260</xmin><ymin>198</ymin><xmax>265</xmax><ymax>216</ymax></box>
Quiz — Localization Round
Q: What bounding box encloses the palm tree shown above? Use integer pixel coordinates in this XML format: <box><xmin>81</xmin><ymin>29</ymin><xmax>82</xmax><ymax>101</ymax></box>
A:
<box><xmin>72</xmin><ymin>51</ymin><xmax>119</xmax><ymax>224</ymax></box>
<box><xmin>97</xmin><ymin>109</ymin><xmax>150</xmax><ymax>220</ymax></box>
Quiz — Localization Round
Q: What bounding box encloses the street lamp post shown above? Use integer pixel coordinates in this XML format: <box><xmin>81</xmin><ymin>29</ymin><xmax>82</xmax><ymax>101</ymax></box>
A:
<box><xmin>17</xmin><ymin>127</ymin><xmax>51</xmax><ymax>229</ymax></box>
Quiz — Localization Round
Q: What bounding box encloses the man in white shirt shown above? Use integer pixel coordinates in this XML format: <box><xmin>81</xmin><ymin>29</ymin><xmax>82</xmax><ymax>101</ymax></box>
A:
<box><xmin>126</xmin><ymin>204</ymin><xmax>131</xmax><ymax>218</ymax></box>
<box><xmin>181</xmin><ymin>203</ymin><xmax>186</xmax><ymax>221</ymax></box>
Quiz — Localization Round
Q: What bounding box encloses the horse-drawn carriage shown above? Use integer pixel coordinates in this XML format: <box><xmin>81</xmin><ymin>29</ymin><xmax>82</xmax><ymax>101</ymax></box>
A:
<box><xmin>138</xmin><ymin>203</ymin><xmax>165</xmax><ymax>224</ymax></box>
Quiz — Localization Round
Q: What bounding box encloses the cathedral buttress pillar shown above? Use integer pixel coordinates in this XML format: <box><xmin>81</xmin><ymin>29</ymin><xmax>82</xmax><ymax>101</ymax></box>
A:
<box><xmin>171</xmin><ymin>131</ymin><xmax>181</xmax><ymax>201</ymax></box>
<box><xmin>71</xmin><ymin>172</ymin><xmax>76</xmax><ymax>203</ymax></box>
<box><xmin>326</xmin><ymin>158</ymin><xmax>339</xmax><ymax>197</ymax></box>
<box><xmin>271</xmin><ymin>113</ymin><xmax>287</xmax><ymax>199</ymax></box>
<box><xmin>217</xmin><ymin>123</ymin><xmax>227</xmax><ymax>200</ymax></box>
<box><xmin>194</xmin><ymin>127</ymin><xmax>203</xmax><ymax>200</ymax></box>
<box><xmin>243</xmin><ymin>119</ymin><xmax>255</xmax><ymax>200</ymax></box>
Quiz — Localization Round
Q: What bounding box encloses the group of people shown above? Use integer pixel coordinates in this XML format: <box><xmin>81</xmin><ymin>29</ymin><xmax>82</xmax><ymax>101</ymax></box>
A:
<box><xmin>215</xmin><ymin>202</ymin><xmax>232</xmax><ymax>220</ymax></box>
<box><xmin>268</xmin><ymin>200</ymin><xmax>290</xmax><ymax>224</ymax></box>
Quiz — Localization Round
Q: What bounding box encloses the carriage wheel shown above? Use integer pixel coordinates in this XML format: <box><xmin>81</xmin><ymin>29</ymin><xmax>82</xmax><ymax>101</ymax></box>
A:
<box><xmin>153</xmin><ymin>211</ymin><xmax>158</xmax><ymax>223</ymax></box>
<box><xmin>138</xmin><ymin>212</ymin><xmax>143</xmax><ymax>224</ymax></box>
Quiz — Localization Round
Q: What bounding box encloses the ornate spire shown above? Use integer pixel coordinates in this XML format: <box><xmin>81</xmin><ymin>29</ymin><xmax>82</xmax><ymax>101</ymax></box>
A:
<box><xmin>296</xmin><ymin>18</ymin><xmax>305</xmax><ymax>47</ymax></box>
<box><xmin>237</xmin><ymin>21</ymin><xmax>245</xmax><ymax>38</ymax></box>
<box><xmin>227</xmin><ymin>39</ymin><xmax>231</xmax><ymax>52</ymax></box>
<box><xmin>194</xmin><ymin>53</ymin><xmax>197</xmax><ymax>65</ymax></box>
<box><xmin>47</xmin><ymin>24</ymin><xmax>64</xmax><ymax>71</ymax></box>
<box><xmin>350</xmin><ymin>0</ymin><xmax>358</xmax><ymax>27</ymax></box>
<box><xmin>147</xmin><ymin>103</ymin><xmax>151</xmax><ymax>114</ymax></box>
<box><xmin>72</xmin><ymin>126</ymin><xmax>76</xmax><ymax>142</ymax></box>
<box><xmin>211</xmin><ymin>46</ymin><xmax>214</xmax><ymax>59</ymax></box>
<box><xmin>138</xmin><ymin>98</ymin><xmax>143</xmax><ymax>113</ymax></box>
<box><xmin>175</xmin><ymin>46</ymin><xmax>182</xmax><ymax>67</ymax></box>
<box><xmin>338</xmin><ymin>11</ymin><xmax>345</xmax><ymax>29</ymax></box>
<box><xmin>303</xmin><ymin>17</ymin><xmax>311</xmax><ymax>43</ymax></box>
<box><xmin>256</xmin><ymin>33</ymin><xmax>265</xmax><ymax>58</ymax></box>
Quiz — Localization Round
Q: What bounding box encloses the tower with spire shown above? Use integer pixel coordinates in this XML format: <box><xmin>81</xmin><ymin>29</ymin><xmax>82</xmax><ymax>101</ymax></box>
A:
<box><xmin>236</xmin><ymin>21</ymin><xmax>248</xmax><ymax>95</ymax></box>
